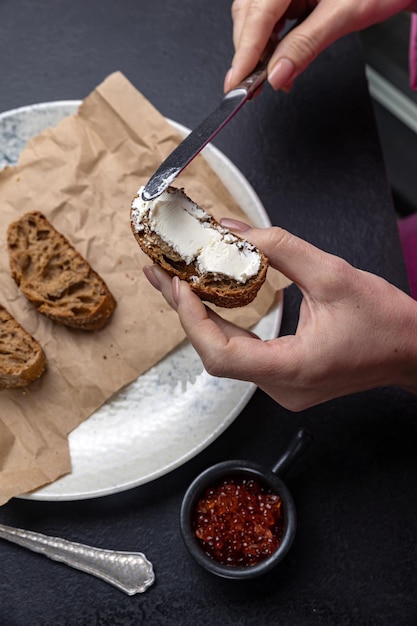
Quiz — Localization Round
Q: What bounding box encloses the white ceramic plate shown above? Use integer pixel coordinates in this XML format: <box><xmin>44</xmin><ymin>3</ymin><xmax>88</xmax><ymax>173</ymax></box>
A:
<box><xmin>0</xmin><ymin>101</ymin><xmax>283</xmax><ymax>501</ymax></box>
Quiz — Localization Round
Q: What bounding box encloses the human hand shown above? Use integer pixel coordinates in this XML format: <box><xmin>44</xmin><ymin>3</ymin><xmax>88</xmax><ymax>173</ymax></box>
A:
<box><xmin>144</xmin><ymin>222</ymin><xmax>417</xmax><ymax>411</ymax></box>
<box><xmin>224</xmin><ymin>0</ymin><xmax>417</xmax><ymax>92</ymax></box>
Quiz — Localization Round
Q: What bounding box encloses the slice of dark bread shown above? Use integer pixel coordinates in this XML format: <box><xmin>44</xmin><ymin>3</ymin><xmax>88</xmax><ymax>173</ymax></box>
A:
<box><xmin>7</xmin><ymin>211</ymin><xmax>116</xmax><ymax>331</ymax></box>
<box><xmin>130</xmin><ymin>186</ymin><xmax>268</xmax><ymax>308</ymax></box>
<box><xmin>0</xmin><ymin>304</ymin><xmax>46</xmax><ymax>388</ymax></box>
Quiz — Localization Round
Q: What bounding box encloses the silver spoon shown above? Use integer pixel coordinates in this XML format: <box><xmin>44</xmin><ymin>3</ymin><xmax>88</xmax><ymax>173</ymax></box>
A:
<box><xmin>0</xmin><ymin>523</ymin><xmax>155</xmax><ymax>595</ymax></box>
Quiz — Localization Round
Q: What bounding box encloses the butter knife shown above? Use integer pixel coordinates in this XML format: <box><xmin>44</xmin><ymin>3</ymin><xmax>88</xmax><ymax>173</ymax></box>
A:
<box><xmin>141</xmin><ymin>38</ymin><xmax>278</xmax><ymax>201</ymax></box>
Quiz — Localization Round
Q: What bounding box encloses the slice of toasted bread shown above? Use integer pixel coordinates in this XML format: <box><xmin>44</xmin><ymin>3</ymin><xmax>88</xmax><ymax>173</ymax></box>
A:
<box><xmin>130</xmin><ymin>186</ymin><xmax>268</xmax><ymax>308</ymax></box>
<box><xmin>0</xmin><ymin>304</ymin><xmax>46</xmax><ymax>388</ymax></box>
<box><xmin>7</xmin><ymin>212</ymin><xmax>116</xmax><ymax>331</ymax></box>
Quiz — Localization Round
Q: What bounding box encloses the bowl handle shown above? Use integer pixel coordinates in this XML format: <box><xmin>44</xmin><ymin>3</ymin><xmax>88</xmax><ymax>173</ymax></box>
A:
<box><xmin>272</xmin><ymin>428</ymin><xmax>313</xmax><ymax>477</ymax></box>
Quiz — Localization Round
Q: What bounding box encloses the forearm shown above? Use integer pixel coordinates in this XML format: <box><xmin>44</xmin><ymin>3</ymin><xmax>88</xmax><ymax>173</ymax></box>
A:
<box><xmin>395</xmin><ymin>297</ymin><xmax>417</xmax><ymax>394</ymax></box>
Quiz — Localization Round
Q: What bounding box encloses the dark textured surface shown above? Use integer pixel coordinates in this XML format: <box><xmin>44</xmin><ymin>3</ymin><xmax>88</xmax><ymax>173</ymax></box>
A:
<box><xmin>1</xmin><ymin>2</ymin><xmax>417</xmax><ymax>625</ymax></box>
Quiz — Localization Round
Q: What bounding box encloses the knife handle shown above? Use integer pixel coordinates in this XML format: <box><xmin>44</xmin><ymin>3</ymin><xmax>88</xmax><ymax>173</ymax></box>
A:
<box><xmin>234</xmin><ymin>36</ymin><xmax>277</xmax><ymax>98</ymax></box>
<box><xmin>233</xmin><ymin>19</ymin><xmax>298</xmax><ymax>98</ymax></box>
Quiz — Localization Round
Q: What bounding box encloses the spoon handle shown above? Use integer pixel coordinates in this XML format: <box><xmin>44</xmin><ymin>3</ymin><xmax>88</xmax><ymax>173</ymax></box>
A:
<box><xmin>0</xmin><ymin>523</ymin><xmax>154</xmax><ymax>595</ymax></box>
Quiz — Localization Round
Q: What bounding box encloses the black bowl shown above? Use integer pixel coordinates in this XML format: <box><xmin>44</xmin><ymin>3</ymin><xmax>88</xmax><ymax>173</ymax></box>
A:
<box><xmin>180</xmin><ymin>428</ymin><xmax>312</xmax><ymax>580</ymax></box>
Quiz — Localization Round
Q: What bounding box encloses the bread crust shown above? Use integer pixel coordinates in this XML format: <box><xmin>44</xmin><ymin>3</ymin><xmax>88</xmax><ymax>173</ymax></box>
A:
<box><xmin>130</xmin><ymin>187</ymin><xmax>268</xmax><ymax>308</ymax></box>
<box><xmin>0</xmin><ymin>304</ymin><xmax>46</xmax><ymax>388</ymax></box>
<box><xmin>7</xmin><ymin>212</ymin><xmax>116</xmax><ymax>331</ymax></box>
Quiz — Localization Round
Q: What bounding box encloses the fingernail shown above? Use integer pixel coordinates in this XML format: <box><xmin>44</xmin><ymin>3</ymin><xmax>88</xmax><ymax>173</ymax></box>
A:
<box><xmin>268</xmin><ymin>58</ymin><xmax>295</xmax><ymax>91</ymax></box>
<box><xmin>143</xmin><ymin>265</ymin><xmax>161</xmax><ymax>291</ymax></box>
<box><xmin>172</xmin><ymin>276</ymin><xmax>180</xmax><ymax>306</ymax></box>
<box><xmin>220</xmin><ymin>218</ymin><xmax>251</xmax><ymax>232</ymax></box>
<box><xmin>224</xmin><ymin>67</ymin><xmax>234</xmax><ymax>92</ymax></box>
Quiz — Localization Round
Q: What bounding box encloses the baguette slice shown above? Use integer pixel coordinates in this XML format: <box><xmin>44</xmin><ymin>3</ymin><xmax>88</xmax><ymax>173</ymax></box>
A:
<box><xmin>0</xmin><ymin>304</ymin><xmax>46</xmax><ymax>388</ymax></box>
<box><xmin>130</xmin><ymin>186</ymin><xmax>268</xmax><ymax>308</ymax></box>
<box><xmin>7</xmin><ymin>211</ymin><xmax>116</xmax><ymax>331</ymax></box>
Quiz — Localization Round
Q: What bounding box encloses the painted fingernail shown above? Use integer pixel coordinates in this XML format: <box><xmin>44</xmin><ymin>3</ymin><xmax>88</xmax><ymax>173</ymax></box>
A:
<box><xmin>143</xmin><ymin>265</ymin><xmax>161</xmax><ymax>291</ymax></box>
<box><xmin>172</xmin><ymin>275</ymin><xmax>180</xmax><ymax>306</ymax></box>
<box><xmin>220</xmin><ymin>218</ymin><xmax>251</xmax><ymax>232</ymax></box>
<box><xmin>268</xmin><ymin>58</ymin><xmax>295</xmax><ymax>91</ymax></box>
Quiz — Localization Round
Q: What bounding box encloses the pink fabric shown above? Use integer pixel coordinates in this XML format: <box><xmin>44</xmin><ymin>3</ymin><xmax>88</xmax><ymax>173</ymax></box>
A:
<box><xmin>410</xmin><ymin>13</ymin><xmax>417</xmax><ymax>90</ymax></box>
<box><xmin>400</xmin><ymin>16</ymin><xmax>417</xmax><ymax>297</ymax></box>
<box><xmin>398</xmin><ymin>213</ymin><xmax>417</xmax><ymax>300</ymax></box>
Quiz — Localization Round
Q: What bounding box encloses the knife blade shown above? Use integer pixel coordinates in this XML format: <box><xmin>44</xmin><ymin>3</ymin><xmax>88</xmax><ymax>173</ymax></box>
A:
<box><xmin>141</xmin><ymin>38</ymin><xmax>277</xmax><ymax>201</ymax></box>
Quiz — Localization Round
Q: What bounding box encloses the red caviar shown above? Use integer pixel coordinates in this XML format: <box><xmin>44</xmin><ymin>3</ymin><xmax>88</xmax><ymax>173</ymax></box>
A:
<box><xmin>192</xmin><ymin>476</ymin><xmax>283</xmax><ymax>567</ymax></box>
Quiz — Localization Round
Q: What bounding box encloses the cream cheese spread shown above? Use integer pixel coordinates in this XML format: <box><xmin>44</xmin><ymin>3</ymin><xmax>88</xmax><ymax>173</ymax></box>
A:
<box><xmin>131</xmin><ymin>187</ymin><xmax>261</xmax><ymax>283</ymax></box>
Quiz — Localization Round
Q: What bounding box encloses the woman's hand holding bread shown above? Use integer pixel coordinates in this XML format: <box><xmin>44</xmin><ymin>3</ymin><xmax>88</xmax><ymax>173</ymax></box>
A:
<box><xmin>131</xmin><ymin>186</ymin><xmax>268</xmax><ymax>308</ymax></box>
<box><xmin>144</xmin><ymin>222</ymin><xmax>417</xmax><ymax>411</ymax></box>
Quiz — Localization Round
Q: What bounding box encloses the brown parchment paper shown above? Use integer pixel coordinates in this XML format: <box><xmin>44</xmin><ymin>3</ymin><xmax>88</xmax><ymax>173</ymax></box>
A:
<box><xmin>0</xmin><ymin>72</ymin><xmax>290</xmax><ymax>505</ymax></box>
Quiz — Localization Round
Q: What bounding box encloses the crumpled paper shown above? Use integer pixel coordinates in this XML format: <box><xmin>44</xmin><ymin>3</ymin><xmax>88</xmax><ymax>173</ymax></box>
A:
<box><xmin>0</xmin><ymin>71</ymin><xmax>290</xmax><ymax>504</ymax></box>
